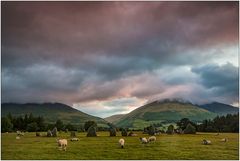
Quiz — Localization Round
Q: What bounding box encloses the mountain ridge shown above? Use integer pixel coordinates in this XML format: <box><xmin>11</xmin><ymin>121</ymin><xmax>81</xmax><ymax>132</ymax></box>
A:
<box><xmin>114</xmin><ymin>100</ymin><xmax>217</xmax><ymax>128</ymax></box>
<box><xmin>1</xmin><ymin>102</ymin><xmax>109</xmax><ymax>127</ymax></box>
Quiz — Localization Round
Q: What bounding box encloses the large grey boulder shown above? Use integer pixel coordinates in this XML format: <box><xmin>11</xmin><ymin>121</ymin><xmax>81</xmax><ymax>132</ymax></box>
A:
<box><xmin>47</xmin><ymin>130</ymin><xmax>52</xmax><ymax>137</ymax></box>
<box><xmin>121</xmin><ymin>128</ymin><xmax>128</xmax><ymax>136</ymax></box>
<box><xmin>52</xmin><ymin>127</ymin><xmax>58</xmax><ymax>137</ymax></box>
<box><xmin>109</xmin><ymin>128</ymin><xmax>117</xmax><ymax>136</ymax></box>
<box><xmin>87</xmin><ymin>126</ymin><xmax>97</xmax><ymax>137</ymax></box>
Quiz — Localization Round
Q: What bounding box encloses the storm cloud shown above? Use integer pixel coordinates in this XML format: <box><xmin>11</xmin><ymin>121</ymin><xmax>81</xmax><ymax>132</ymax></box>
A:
<box><xmin>1</xmin><ymin>1</ymin><xmax>239</xmax><ymax>117</ymax></box>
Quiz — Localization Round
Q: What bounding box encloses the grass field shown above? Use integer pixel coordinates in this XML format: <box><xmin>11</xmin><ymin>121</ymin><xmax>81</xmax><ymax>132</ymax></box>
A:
<box><xmin>1</xmin><ymin>131</ymin><xmax>239</xmax><ymax>160</ymax></box>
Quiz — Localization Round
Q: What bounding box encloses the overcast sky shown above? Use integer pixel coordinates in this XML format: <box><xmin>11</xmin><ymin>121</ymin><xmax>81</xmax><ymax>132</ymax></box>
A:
<box><xmin>2</xmin><ymin>1</ymin><xmax>239</xmax><ymax>117</ymax></box>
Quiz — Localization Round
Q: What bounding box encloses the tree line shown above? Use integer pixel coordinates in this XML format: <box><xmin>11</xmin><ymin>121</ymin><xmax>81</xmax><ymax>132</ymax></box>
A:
<box><xmin>196</xmin><ymin>113</ymin><xmax>239</xmax><ymax>132</ymax></box>
<box><xmin>1</xmin><ymin>113</ymin><xmax>82</xmax><ymax>132</ymax></box>
<box><xmin>143</xmin><ymin>113</ymin><xmax>239</xmax><ymax>134</ymax></box>
<box><xmin>2</xmin><ymin>112</ymin><xmax>239</xmax><ymax>133</ymax></box>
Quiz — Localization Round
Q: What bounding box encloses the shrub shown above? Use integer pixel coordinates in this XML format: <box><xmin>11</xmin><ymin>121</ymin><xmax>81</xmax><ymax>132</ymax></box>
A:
<box><xmin>26</xmin><ymin>122</ymin><xmax>38</xmax><ymax>132</ymax></box>
<box><xmin>184</xmin><ymin>123</ymin><xmax>196</xmax><ymax>134</ymax></box>
<box><xmin>84</xmin><ymin>121</ymin><xmax>97</xmax><ymax>131</ymax></box>
<box><xmin>1</xmin><ymin>117</ymin><xmax>13</xmax><ymax>132</ymax></box>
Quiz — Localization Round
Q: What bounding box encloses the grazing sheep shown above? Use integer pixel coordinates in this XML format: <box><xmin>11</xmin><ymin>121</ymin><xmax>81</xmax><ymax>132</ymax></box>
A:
<box><xmin>128</xmin><ymin>132</ymin><xmax>138</xmax><ymax>136</ymax></box>
<box><xmin>17</xmin><ymin>131</ymin><xmax>24</xmax><ymax>136</ymax></box>
<box><xmin>56</xmin><ymin>139</ymin><xmax>68</xmax><ymax>151</ymax></box>
<box><xmin>16</xmin><ymin>136</ymin><xmax>20</xmax><ymax>139</ymax></box>
<box><xmin>154</xmin><ymin>132</ymin><xmax>161</xmax><ymax>135</ymax></box>
<box><xmin>214</xmin><ymin>133</ymin><xmax>219</xmax><ymax>136</ymax></box>
<box><xmin>221</xmin><ymin>138</ymin><xmax>228</xmax><ymax>142</ymax></box>
<box><xmin>139</xmin><ymin>137</ymin><xmax>148</xmax><ymax>144</ymax></box>
<box><xmin>119</xmin><ymin>138</ymin><xmax>125</xmax><ymax>148</ymax></box>
<box><xmin>202</xmin><ymin>139</ymin><xmax>211</xmax><ymax>145</ymax></box>
<box><xmin>148</xmin><ymin>136</ymin><xmax>156</xmax><ymax>143</ymax></box>
<box><xmin>70</xmin><ymin>138</ymin><xmax>79</xmax><ymax>141</ymax></box>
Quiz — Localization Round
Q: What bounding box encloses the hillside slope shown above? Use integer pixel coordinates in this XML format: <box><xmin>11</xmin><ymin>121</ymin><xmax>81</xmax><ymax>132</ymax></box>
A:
<box><xmin>199</xmin><ymin>102</ymin><xmax>239</xmax><ymax>116</ymax></box>
<box><xmin>115</xmin><ymin>99</ymin><xmax>217</xmax><ymax>128</ymax></box>
<box><xmin>104</xmin><ymin>114</ymin><xmax>125</xmax><ymax>123</ymax></box>
<box><xmin>1</xmin><ymin>103</ymin><xmax>108</xmax><ymax>127</ymax></box>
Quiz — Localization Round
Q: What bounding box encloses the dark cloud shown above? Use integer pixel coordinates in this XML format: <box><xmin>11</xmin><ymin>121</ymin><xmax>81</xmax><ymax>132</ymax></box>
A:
<box><xmin>191</xmin><ymin>63</ymin><xmax>238</xmax><ymax>101</ymax></box>
<box><xmin>1</xmin><ymin>1</ymin><xmax>238</xmax><ymax>107</ymax></box>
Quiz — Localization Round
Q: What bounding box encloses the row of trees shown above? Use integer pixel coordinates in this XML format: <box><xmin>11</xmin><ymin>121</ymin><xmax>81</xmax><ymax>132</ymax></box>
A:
<box><xmin>2</xmin><ymin>112</ymin><xmax>238</xmax><ymax>133</ymax></box>
<box><xmin>2</xmin><ymin>113</ymin><xmax>46</xmax><ymax>132</ymax></box>
<box><xmin>197</xmin><ymin>113</ymin><xmax>239</xmax><ymax>132</ymax></box>
<box><xmin>143</xmin><ymin>113</ymin><xmax>239</xmax><ymax>134</ymax></box>
<box><xmin>1</xmin><ymin>113</ymin><xmax>79</xmax><ymax>132</ymax></box>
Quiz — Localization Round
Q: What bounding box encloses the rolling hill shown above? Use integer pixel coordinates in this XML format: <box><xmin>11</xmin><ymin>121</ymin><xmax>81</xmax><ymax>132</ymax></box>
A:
<box><xmin>1</xmin><ymin>103</ymin><xmax>109</xmax><ymax>127</ymax></box>
<box><xmin>115</xmin><ymin>99</ymin><xmax>217</xmax><ymax>129</ymax></box>
<box><xmin>104</xmin><ymin>114</ymin><xmax>125</xmax><ymax>123</ymax></box>
<box><xmin>199</xmin><ymin>102</ymin><xmax>239</xmax><ymax>116</ymax></box>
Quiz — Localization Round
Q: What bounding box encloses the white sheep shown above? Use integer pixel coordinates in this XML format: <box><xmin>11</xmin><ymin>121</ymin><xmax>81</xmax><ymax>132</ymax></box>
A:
<box><xmin>119</xmin><ymin>138</ymin><xmax>125</xmax><ymax>148</ymax></box>
<box><xmin>148</xmin><ymin>136</ymin><xmax>156</xmax><ymax>143</ymax></box>
<box><xmin>139</xmin><ymin>137</ymin><xmax>148</xmax><ymax>144</ymax></box>
<box><xmin>131</xmin><ymin>134</ymin><xmax>138</xmax><ymax>137</ymax></box>
<box><xmin>220</xmin><ymin>138</ymin><xmax>228</xmax><ymax>142</ymax></box>
<box><xmin>16</xmin><ymin>136</ymin><xmax>20</xmax><ymax>139</ymax></box>
<box><xmin>56</xmin><ymin>139</ymin><xmax>68</xmax><ymax>151</ymax></box>
<box><xmin>202</xmin><ymin>139</ymin><xmax>211</xmax><ymax>145</ymax></box>
<box><xmin>70</xmin><ymin>138</ymin><xmax>79</xmax><ymax>141</ymax></box>
<box><xmin>17</xmin><ymin>131</ymin><xmax>24</xmax><ymax>136</ymax></box>
<box><xmin>154</xmin><ymin>132</ymin><xmax>161</xmax><ymax>135</ymax></box>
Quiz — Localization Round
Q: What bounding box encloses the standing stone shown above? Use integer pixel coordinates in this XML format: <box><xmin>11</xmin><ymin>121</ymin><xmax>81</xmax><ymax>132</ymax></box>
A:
<box><xmin>87</xmin><ymin>126</ymin><xmax>97</xmax><ymax>137</ymax></box>
<box><xmin>70</xmin><ymin>131</ymin><xmax>76</xmax><ymax>137</ymax></box>
<box><xmin>166</xmin><ymin>125</ymin><xmax>174</xmax><ymax>134</ymax></box>
<box><xmin>121</xmin><ymin>128</ymin><xmax>128</xmax><ymax>136</ymax></box>
<box><xmin>47</xmin><ymin>130</ymin><xmax>52</xmax><ymax>137</ymax></box>
<box><xmin>36</xmin><ymin>132</ymin><xmax>41</xmax><ymax>137</ymax></box>
<box><xmin>148</xmin><ymin>125</ymin><xmax>155</xmax><ymax>136</ymax></box>
<box><xmin>109</xmin><ymin>128</ymin><xmax>117</xmax><ymax>136</ymax></box>
<box><xmin>52</xmin><ymin>127</ymin><xmax>58</xmax><ymax>137</ymax></box>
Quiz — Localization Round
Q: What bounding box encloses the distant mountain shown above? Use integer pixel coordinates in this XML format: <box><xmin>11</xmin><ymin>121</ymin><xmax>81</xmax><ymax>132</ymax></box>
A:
<box><xmin>104</xmin><ymin>114</ymin><xmax>125</xmax><ymax>123</ymax></box>
<box><xmin>115</xmin><ymin>99</ymin><xmax>217</xmax><ymax>129</ymax></box>
<box><xmin>1</xmin><ymin>103</ymin><xmax>109</xmax><ymax>127</ymax></box>
<box><xmin>199</xmin><ymin>102</ymin><xmax>239</xmax><ymax>116</ymax></box>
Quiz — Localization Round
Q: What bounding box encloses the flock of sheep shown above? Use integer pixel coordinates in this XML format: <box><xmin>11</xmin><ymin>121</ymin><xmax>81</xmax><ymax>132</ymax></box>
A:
<box><xmin>14</xmin><ymin>131</ymin><xmax>229</xmax><ymax>151</ymax></box>
<box><xmin>55</xmin><ymin>133</ymin><xmax>230</xmax><ymax>151</ymax></box>
<box><xmin>55</xmin><ymin>135</ymin><xmax>157</xmax><ymax>151</ymax></box>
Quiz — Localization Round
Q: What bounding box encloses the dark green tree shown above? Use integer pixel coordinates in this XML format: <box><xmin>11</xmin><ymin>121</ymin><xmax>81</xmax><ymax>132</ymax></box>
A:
<box><xmin>55</xmin><ymin>119</ymin><xmax>64</xmax><ymax>131</ymax></box>
<box><xmin>84</xmin><ymin>121</ymin><xmax>97</xmax><ymax>131</ymax></box>
<box><xmin>26</xmin><ymin>122</ymin><xmax>38</xmax><ymax>132</ymax></box>
<box><xmin>148</xmin><ymin>125</ymin><xmax>156</xmax><ymax>135</ymax></box>
<box><xmin>36</xmin><ymin>116</ymin><xmax>46</xmax><ymax>131</ymax></box>
<box><xmin>65</xmin><ymin>123</ymin><xmax>75</xmax><ymax>131</ymax></box>
<box><xmin>184</xmin><ymin>123</ymin><xmax>196</xmax><ymax>134</ymax></box>
<box><xmin>177</xmin><ymin>118</ymin><xmax>196</xmax><ymax>131</ymax></box>
<box><xmin>1</xmin><ymin>117</ymin><xmax>13</xmax><ymax>132</ymax></box>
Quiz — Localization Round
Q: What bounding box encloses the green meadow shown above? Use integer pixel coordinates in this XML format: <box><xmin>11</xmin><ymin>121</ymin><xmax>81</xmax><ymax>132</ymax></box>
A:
<box><xmin>1</xmin><ymin>132</ymin><xmax>239</xmax><ymax>160</ymax></box>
